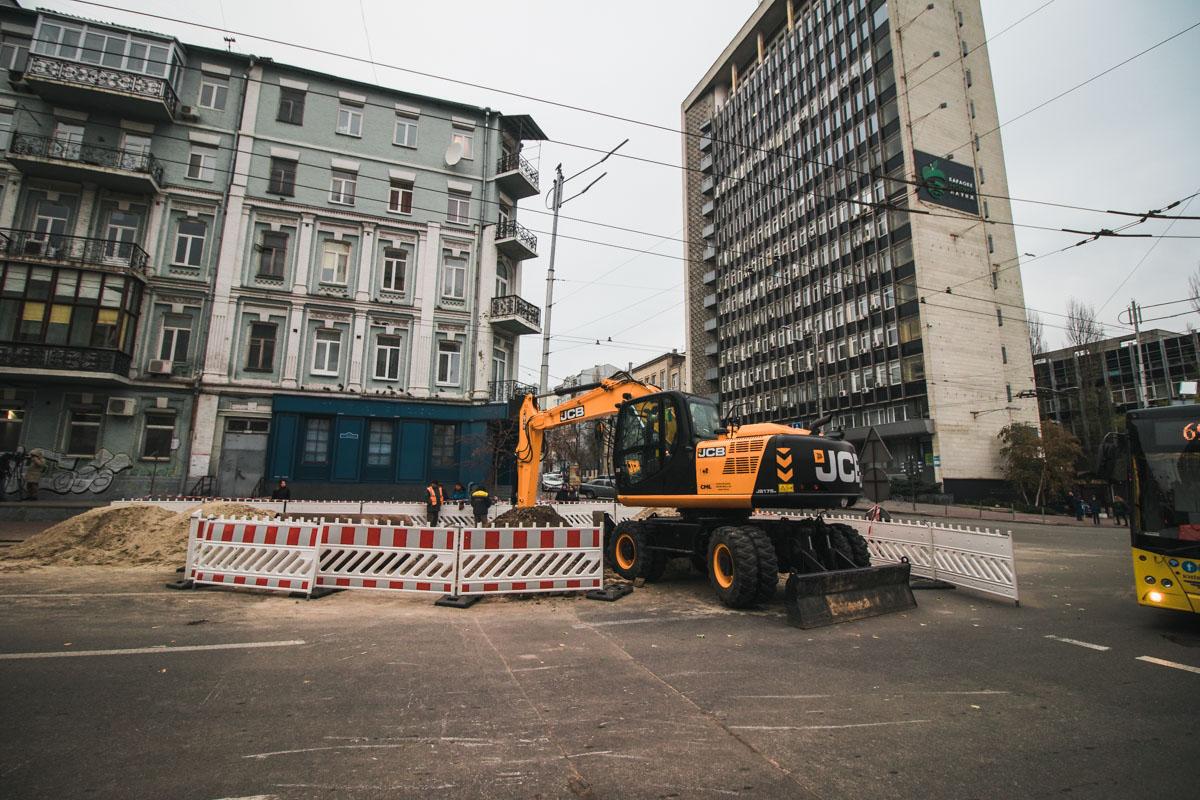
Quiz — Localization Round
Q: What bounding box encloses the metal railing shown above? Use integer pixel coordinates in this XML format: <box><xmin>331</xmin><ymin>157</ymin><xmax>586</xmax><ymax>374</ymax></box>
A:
<box><xmin>496</xmin><ymin>152</ymin><xmax>540</xmax><ymax>190</ymax></box>
<box><xmin>0</xmin><ymin>229</ymin><xmax>150</xmax><ymax>275</ymax></box>
<box><xmin>490</xmin><ymin>294</ymin><xmax>541</xmax><ymax>328</ymax></box>
<box><xmin>0</xmin><ymin>342</ymin><xmax>131</xmax><ymax>375</ymax></box>
<box><xmin>495</xmin><ymin>220</ymin><xmax>537</xmax><ymax>252</ymax></box>
<box><xmin>24</xmin><ymin>54</ymin><xmax>180</xmax><ymax>118</ymax></box>
<box><xmin>9</xmin><ymin>133</ymin><xmax>165</xmax><ymax>187</ymax></box>
<box><xmin>488</xmin><ymin>379</ymin><xmax>538</xmax><ymax>402</ymax></box>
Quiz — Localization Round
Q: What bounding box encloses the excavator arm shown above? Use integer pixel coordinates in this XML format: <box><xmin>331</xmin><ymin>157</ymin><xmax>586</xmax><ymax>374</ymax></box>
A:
<box><xmin>514</xmin><ymin>377</ymin><xmax>659</xmax><ymax>507</ymax></box>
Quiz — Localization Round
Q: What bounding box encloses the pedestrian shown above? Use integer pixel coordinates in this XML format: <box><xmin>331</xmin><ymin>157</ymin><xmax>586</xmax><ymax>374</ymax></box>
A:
<box><xmin>0</xmin><ymin>449</ymin><xmax>14</xmax><ymax>501</ymax></box>
<box><xmin>270</xmin><ymin>478</ymin><xmax>291</xmax><ymax>500</ymax></box>
<box><xmin>470</xmin><ymin>484</ymin><xmax>493</xmax><ymax>525</ymax></box>
<box><xmin>1091</xmin><ymin>494</ymin><xmax>1102</xmax><ymax>526</ymax></box>
<box><xmin>425</xmin><ymin>479</ymin><xmax>445</xmax><ymax>526</ymax></box>
<box><xmin>1068</xmin><ymin>491</ymin><xmax>1083</xmax><ymax>521</ymax></box>
<box><xmin>451</xmin><ymin>481</ymin><xmax>468</xmax><ymax>510</ymax></box>
<box><xmin>1112</xmin><ymin>494</ymin><xmax>1127</xmax><ymax>526</ymax></box>
<box><xmin>23</xmin><ymin>448</ymin><xmax>46</xmax><ymax>501</ymax></box>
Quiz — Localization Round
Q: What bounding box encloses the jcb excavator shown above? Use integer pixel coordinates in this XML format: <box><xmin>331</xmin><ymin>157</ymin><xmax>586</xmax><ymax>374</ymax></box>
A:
<box><xmin>515</xmin><ymin>376</ymin><xmax>915</xmax><ymax>627</ymax></box>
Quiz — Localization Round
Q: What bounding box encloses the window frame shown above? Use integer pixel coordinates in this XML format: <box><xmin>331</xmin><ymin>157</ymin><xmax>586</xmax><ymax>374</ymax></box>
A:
<box><xmin>268</xmin><ymin>157</ymin><xmax>297</xmax><ymax>196</ymax></box>
<box><xmin>446</xmin><ymin>191</ymin><xmax>470</xmax><ymax>225</ymax></box>
<box><xmin>257</xmin><ymin>231</ymin><xmax>289</xmax><ymax>279</ymax></box>
<box><xmin>276</xmin><ymin>87</ymin><xmax>305</xmax><ymax>125</ymax></box>
<box><xmin>336</xmin><ymin>104</ymin><xmax>364</xmax><ymax>137</ymax></box>
<box><xmin>157</xmin><ymin>317</ymin><xmax>191</xmax><ymax>363</ymax></box>
<box><xmin>388</xmin><ymin>179</ymin><xmax>414</xmax><ymax>214</ymax></box>
<box><xmin>374</xmin><ymin>334</ymin><xmax>403</xmax><ymax>381</ymax></box>
<box><xmin>380</xmin><ymin>247</ymin><xmax>407</xmax><ymax>293</ymax></box>
<box><xmin>450</xmin><ymin>131</ymin><xmax>473</xmax><ymax>159</ymax></box>
<box><xmin>320</xmin><ymin>240</ymin><xmax>351</xmax><ymax>285</ymax></box>
<box><xmin>185</xmin><ymin>145</ymin><xmax>216</xmax><ymax>182</ymax></box>
<box><xmin>301</xmin><ymin>417</ymin><xmax>331</xmax><ymax>465</ymax></box>
<box><xmin>141</xmin><ymin>411</ymin><xmax>176</xmax><ymax>461</ymax></box>
<box><xmin>245</xmin><ymin>321</ymin><xmax>277</xmax><ymax>373</ymax></box>
<box><xmin>435</xmin><ymin>339</ymin><xmax>462</xmax><ymax>386</ymax></box>
<box><xmin>197</xmin><ymin>76</ymin><xmax>229</xmax><ymax>111</ymax></box>
<box><xmin>329</xmin><ymin>169</ymin><xmax>357</xmax><ymax>206</ymax></box>
<box><xmin>65</xmin><ymin>409</ymin><xmax>102</xmax><ymax>458</ymax></box>
<box><xmin>441</xmin><ymin>252</ymin><xmax>467</xmax><ymax>300</ymax></box>
<box><xmin>311</xmin><ymin>328</ymin><xmax>342</xmax><ymax>376</ymax></box>
<box><xmin>393</xmin><ymin>118</ymin><xmax>418</xmax><ymax>148</ymax></box>
<box><xmin>172</xmin><ymin>218</ymin><xmax>206</xmax><ymax>267</ymax></box>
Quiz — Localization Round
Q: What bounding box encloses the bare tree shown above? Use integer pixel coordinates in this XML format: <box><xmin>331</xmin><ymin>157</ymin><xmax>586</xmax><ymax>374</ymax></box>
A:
<box><xmin>1188</xmin><ymin>262</ymin><xmax>1200</xmax><ymax>314</ymax></box>
<box><xmin>1065</xmin><ymin>298</ymin><xmax>1105</xmax><ymax>348</ymax></box>
<box><xmin>1027</xmin><ymin>310</ymin><xmax>1047</xmax><ymax>356</ymax></box>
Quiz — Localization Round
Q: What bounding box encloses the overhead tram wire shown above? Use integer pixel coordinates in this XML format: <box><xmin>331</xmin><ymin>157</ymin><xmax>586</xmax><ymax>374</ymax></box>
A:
<box><xmin>1095</xmin><ymin>190</ymin><xmax>1200</xmax><ymax>314</ymax></box>
<box><xmin>56</xmin><ymin>0</ymin><xmax>1200</xmax><ymax>224</ymax></box>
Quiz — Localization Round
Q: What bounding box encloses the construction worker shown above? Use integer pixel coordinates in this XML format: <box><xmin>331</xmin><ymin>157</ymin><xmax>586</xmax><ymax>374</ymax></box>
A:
<box><xmin>425</xmin><ymin>479</ymin><xmax>446</xmax><ymax>526</ymax></box>
<box><xmin>23</xmin><ymin>448</ymin><xmax>46</xmax><ymax>501</ymax></box>
<box><xmin>470</xmin><ymin>484</ymin><xmax>492</xmax><ymax>525</ymax></box>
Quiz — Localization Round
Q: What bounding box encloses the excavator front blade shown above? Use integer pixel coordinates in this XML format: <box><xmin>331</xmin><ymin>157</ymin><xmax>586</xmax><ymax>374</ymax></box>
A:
<box><xmin>783</xmin><ymin>562</ymin><xmax>916</xmax><ymax>629</ymax></box>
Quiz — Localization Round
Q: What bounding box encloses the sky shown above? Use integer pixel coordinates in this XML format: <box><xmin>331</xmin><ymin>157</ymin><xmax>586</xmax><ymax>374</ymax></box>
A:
<box><xmin>35</xmin><ymin>0</ymin><xmax>1200</xmax><ymax>384</ymax></box>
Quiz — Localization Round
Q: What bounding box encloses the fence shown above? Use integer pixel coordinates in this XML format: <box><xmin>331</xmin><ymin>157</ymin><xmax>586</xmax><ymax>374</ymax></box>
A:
<box><xmin>189</xmin><ymin>515</ymin><xmax>322</xmax><ymax>597</ymax></box>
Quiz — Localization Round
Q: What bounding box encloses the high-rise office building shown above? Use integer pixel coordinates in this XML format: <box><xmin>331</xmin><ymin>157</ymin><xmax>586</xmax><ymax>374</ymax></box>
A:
<box><xmin>682</xmin><ymin>0</ymin><xmax>1038</xmax><ymax>497</ymax></box>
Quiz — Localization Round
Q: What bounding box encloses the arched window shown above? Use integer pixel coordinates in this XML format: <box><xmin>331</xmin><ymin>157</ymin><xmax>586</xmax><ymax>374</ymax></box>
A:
<box><xmin>495</xmin><ymin>259</ymin><xmax>510</xmax><ymax>297</ymax></box>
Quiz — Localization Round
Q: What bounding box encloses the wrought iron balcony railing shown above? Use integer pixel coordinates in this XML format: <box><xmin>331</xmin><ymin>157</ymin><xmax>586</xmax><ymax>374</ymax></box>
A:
<box><xmin>496</xmin><ymin>152</ymin><xmax>540</xmax><ymax>189</ymax></box>
<box><xmin>0</xmin><ymin>229</ymin><xmax>150</xmax><ymax>276</ymax></box>
<box><xmin>495</xmin><ymin>220</ymin><xmax>537</xmax><ymax>252</ymax></box>
<box><xmin>23</xmin><ymin>54</ymin><xmax>180</xmax><ymax>118</ymax></box>
<box><xmin>488</xmin><ymin>379</ymin><xmax>538</xmax><ymax>403</ymax></box>
<box><xmin>0</xmin><ymin>342</ymin><xmax>131</xmax><ymax>376</ymax></box>
<box><xmin>10</xmin><ymin>133</ymin><xmax>165</xmax><ymax>187</ymax></box>
<box><xmin>491</xmin><ymin>294</ymin><xmax>541</xmax><ymax>327</ymax></box>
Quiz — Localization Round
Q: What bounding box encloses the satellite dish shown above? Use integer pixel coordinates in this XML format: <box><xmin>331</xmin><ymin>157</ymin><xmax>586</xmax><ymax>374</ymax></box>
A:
<box><xmin>444</xmin><ymin>142</ymin><xmax>464</xmax><ymax>166</ymax></box>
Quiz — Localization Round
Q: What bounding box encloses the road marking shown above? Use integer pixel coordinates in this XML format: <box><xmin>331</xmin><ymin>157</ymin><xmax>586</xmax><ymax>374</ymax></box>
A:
<box><xmin>731</xmin><ymin>719</ymin><xmax>931</xmax><ymax>731</ymax></box>
<box><xmin>0</xmin><ymin>640</ymin><xmax>305</xmax><ymax>661</ymax></box>
<box><xmin>1044</xmin><ymin>635</ymin><xmax>1110</xmax><ymax>651</ymax></box>
<box><xmin>0</xmin><ymin>592</ymin><xmax>179</xmax><ymax>599</ymax></box>
<box><xmin>1136</xmin><ymin>656</ymin><xmax>1200</xmax><ymax>675</ymax></box>
<box><xmin>573</xmin><ymin>615</ymin><xmax>724</xmax><ymax>628</ymax></box>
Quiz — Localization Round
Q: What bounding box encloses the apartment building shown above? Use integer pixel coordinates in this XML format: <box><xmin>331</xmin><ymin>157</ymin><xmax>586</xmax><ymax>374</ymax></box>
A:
<box><xmin>0</xmin><ymin>6</ymin><xmax>545</xmax><ymax>499</ymax></box>
<box><xmin>681</xmin><ymin>0</ymin><xmax>1038</xmax><ymax>497</ymax></box>
<box><xmin>631</xmin><ymin>350</ymin><xmax>685</xmax><ymax>391</ymax></box>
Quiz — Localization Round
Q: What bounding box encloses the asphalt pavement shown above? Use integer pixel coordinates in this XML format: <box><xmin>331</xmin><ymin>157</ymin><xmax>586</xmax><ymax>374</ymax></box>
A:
<box><xmin>1</xmin><ymin>519</ymin><xmax>1197</xmax><ymax>799</ymax></box>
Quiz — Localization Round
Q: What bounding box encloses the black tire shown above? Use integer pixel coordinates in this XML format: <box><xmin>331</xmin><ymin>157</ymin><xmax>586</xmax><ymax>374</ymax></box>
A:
<box><xmin>828</xmin><ymin>523</ymin><xmax>871</xmax><ymax>568</ymax></box>
<box><xmin>607</xmin><ymin>521</ymin><xmax>652</xmax><ymax>580</ymax></box>
<box><xmin>643</xmin><ymin>551</ymin><xmax>669</xmax><ymax>582</ymax></box>
<box><xmin>740</xmin><ymin>525</ymin><xmax>779</xmax><ymax>603</ymax></box>
<box><xmin>707</xmin><ymin>526</ymin><xmax>760</xmax><ymax>608</ymax></box>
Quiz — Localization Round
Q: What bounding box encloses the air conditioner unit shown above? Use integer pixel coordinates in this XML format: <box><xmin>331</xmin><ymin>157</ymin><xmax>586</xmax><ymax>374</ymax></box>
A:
<box><xmin>147</xmin><ymin>359</ymin><xmax>173</xmax><ymax>376</ymax></box>
<box><xmin>106</xmin><ymin>397</ymin><xmax>136</xmax><ymax>416</ymax></box>
<box><xmin>179</xmin><ymin>105</ymin><xmax>200</xmax><ymax>122</ymax></box>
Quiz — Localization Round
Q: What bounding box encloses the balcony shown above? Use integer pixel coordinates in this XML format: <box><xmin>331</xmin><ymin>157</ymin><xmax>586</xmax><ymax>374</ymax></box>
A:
<box><xmin>21</xmin><ymin>54</ymin><xmax>179</xmax><ymax>122</ymax></box>
<box><xmin>699</xmin><ymin>154</ymin><xmax>713</xmax><ymax>172</ymax></box>
<box><xmin>0</xmin><ymin>229</ymin><xmax>150</xmax><ymax>279</ymax></box>
<box><xmin>700</xmin><ymin>176</ymin><xmax>715</xmax><ymax>194</ymax></box>
<box><xmin>495</xmin><ymin>152</ymin><xmax>539</xmax><ymax>200</ymax></box>
<box><xmin>701</xmin><ymin>199</ymin><xmax>714</xmax><ymax>216</ymax></box>
<box><xmin>8</xmin><ymin>134</ymin><xmax>164</xmax><ymax>194</ymax></box>
<box><xmin>703</xmin><ymin>245</ymin><xmax>716</xmax><ymax>261</ymax></box>
<box><xmin>490</xmin><ymin>294</ymin><xmax>541</xmax><ymax>336</ymax></box>
<box><xmin>495</xmin><ymin>220</ymin><xmax>538</xmax><ymax>261</ymax></box>
<box><xmin>702</xmin><ymin>223</ymin><xmax>715</xmax><ymax>239</ymax></box>
<box><xmin>488</xmin><ymin>379</ymin><xmax>538</xmax><ymax>403</ymax></box>
<box><xmin>702</xmin><ymin>269</ymin><xmax>716</xmax><ymax>285</ymax></box>
<box><xmin>0</xmin><ymin>342</ymin><xmax>131</xmax><ymax>381</ymax></box>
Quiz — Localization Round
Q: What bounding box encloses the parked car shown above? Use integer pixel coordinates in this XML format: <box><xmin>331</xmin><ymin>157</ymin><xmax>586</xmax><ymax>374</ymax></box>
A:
<box><xmin>577</xmin><ymin>477</ymin><xmax>617</xmax><ymax>499</ymax></box>
<box><xmin>541</xmin><ymin>473</ymin><xmax>564</xmax><ymax>491</ymax></box>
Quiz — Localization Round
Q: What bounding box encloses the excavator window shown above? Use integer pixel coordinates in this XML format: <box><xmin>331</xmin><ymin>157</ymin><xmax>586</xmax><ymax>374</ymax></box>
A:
<box><xmin>688</xmin><ymin>398</ymin><xmax>721</xmax><ymax>440</ymax></box>
<box><xmin>618</xmin><ymin>397</ymin><xmax>666</xmax><ymax>484</ymax></box>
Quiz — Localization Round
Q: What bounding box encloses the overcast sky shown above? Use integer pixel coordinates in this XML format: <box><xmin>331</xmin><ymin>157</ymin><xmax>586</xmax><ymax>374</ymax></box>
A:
<box><xmin>39</xmin><ymin>0</ymin><xmax>1200</xmax><ymax>383</ymax></box>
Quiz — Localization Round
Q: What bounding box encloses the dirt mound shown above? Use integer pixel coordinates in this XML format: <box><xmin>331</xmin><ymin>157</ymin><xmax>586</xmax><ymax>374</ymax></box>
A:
<box><xmin>492</xmin><ymin>505</ymin><xmax>568</xmax><ymax>527</ymax></box>
<box><xmin>633</xmin><ymin>507</ymin><xmax>680</xmax><ymax>520</ymax></box>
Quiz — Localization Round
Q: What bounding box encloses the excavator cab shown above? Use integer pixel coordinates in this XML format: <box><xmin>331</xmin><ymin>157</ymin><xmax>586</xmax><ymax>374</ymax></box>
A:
<box><xmin>614</xmin><ymin>391</ymin><xmax>715</xmax><ymax>498</ymax></box>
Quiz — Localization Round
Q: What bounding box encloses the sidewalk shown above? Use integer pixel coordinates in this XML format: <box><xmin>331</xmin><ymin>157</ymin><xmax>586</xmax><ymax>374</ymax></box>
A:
<box><xmin>874</xmin><ymin>498</ymin><xmax>1124</xmax><ymax>529</ymax></box>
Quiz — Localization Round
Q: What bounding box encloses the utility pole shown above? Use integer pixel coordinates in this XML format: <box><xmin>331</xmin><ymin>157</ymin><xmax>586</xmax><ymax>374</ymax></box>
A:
<box><xmin>1123</xmin><ymin>300</ymin><xmax>1150</xmax><ymax>409</ymax></box>
<box><xmin>537</xmin><ymin>140</ymin><xmax>628</xmax><ymax>394</ymax></box>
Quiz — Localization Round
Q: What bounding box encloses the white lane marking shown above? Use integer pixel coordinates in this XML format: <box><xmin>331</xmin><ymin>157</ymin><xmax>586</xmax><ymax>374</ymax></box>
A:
<box><xmin>733</xmin><ymin>690</ymin><xmax>1009</xmax><ymax>699</ymax></box>
<box><xmin>1136</xmin><ymin>656</ymin><xmax>1200</xmax><ymax>675</ymax></box>
<box><xmin>731</xmin><ymin>719</ymin><xmax>931</xmax><ymax>731</ymax></box>
<box><xmin>246</xmin><ymin>744</ymin><xmax>413</xmax><ymax>760</ymax></box>
<box><xmin>565</xmin><ymin>751</ymin><xmax>650</xmax><ymax>761</ymax></box>
<box><xmin>0</xmin><ymin>592</ymin><xmax>178</xmax><ymax>599</ymax></box>
<box><xmin>0</xmin><ymin>640</ymin><xmax>305</xmax><ymax>661</ymax></box>
<box><xmin>572</xmin><ymin>615</ymin><xmax>723</xmax><ymax>628</ymax></box>
<box><xmin>211</xmin><ymin>796</ymin><xmax>278</xmax><ymax>800</ymax></box>
<box><xmin>1044</xmin><ymin>634</ymin><xmax>1110</xmax><ymax>651</ymax></box>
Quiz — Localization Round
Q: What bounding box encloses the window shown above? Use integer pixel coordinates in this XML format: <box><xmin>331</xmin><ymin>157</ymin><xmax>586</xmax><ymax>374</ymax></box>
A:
<box><xmin>374</xmin><ymin>334</ymin><xmax>403</xmax><ymax>381</ymax></box>
<box><xmin>885</xmin><ymin>322</ymin><xmax>899</xmax><ymax>346</ymax></box>
<box><xmin>380</xmin><ymin>248</ymin><xmax>406</xmax><ymax>293</ymax></box>
<box><xmin>66</xmin><ymin>409</ymin><xmax>101</xmax><ymax>457</ymax></box>
<box><xmin>0</xmin><ymin>406</ymin><xmax>24</xmax><ymax>452</ymax></box>
<box><xmin>446</xmin><ymin>191</ymin><xmax>470</xmax><ymax>225</ymax></box>
<box><xmin>312</xmin><ymin>329</ymin><xmax>342</xmax><ymax>375</ymax></box>
<box><xmin>491</xmin><ymin>344</ymin><xmax>508</xmax><ymax>385</ymax></box>
<box><xmin>268</xmin><ymin>158</ymin><xmax>296</xmax><ymax>196</ymax></box>
<box><xmin>974</xmin><ymin>134</ymin><xmax>981</xmax><ymax>151</ymax></box>
<box><xmin>996</xmin><ymin>308</ymin><xmax>1004</xmax><ymax>327</ymax></box>
<box><xmin>103</xmin><ymin>209</ymin><xmax>140</xmax><ymax>262</ymax></box>
<box><xmin>245</xmin><ymin>322</ymin><xmax>276</xmax><ymax>372</ymax></box>
<box><xmin>277</xmin><ymin>87</ymin><xmax>305</xmax><ymax>125</ymax></box>
<box><xmin>0</xmin><ymin>34</ymin><xmax>29</xmax><ymax>72</ymax></box>
<box><xmin>141</xmin><ymin>412</ymin><xmax>175</xmax><ymax>459</ymax></box>
<box><xmin>186</xmin><ymin>145</ymin><xmax>216</xmax><ymax>181</ymax></box>
<box><xmin>450</xmin><ymin>131</ymin><xmax>473</xmax><ymax>159</ymax></box>
<box><xmin>302</xmin><ymin>418</ymin><xmax>330</xmax><ymax>464</ymax></box>
<box><xmin>965</xmin><ymin>68</ymin><xmax>973</xmax><ymax>87</ymax></box>
<box><xmin>321</xmin><ymin>241</ymin><xmax>351</xmax><ymax>284</ymax></box>
<box><xmin>329</xmin><ymin>169</ymin><xmax>357</xmax><ymax>205</ymax></box>
<box><xmin>394</xmin><ymin>118</ymin><xmax>418</xmax><ymax>148</ymax></box>
<box><xmin>336</xmin><ymin>104</ymin><xmax>363</xmax><ymax>136</ymax></box>
<box><xmin>436</xmin><ymin>339</ymin><xmax>461</xmax><ymax>385</ymax></box>
<box><xmin>198</xmin><ymin>76</ymin><xmax>228</xmax><ymax>111</ymax></box>
<box><xmin>158</xmin><ymin>317</ymin><xmax>191</xmax><ymax>363</ymax></box>
<box><xmin>431</xmin><ymin>423</ymin><xmax>456</xmax><ymax>468</ymax></box>
<box><xmin>987</xmin><ymin>234</ymin><xmax>994</xmax><ymax>254</ymax></box>
<box><xmin>0</xmin><ymin>109</ymin><xmax>12</xmax><ymax>150</ymax></box>
<box><xmin>1006</xmin><ymin>384</ymin><xmax>1013</xmax><ymax>403</ymax></box>
<box><xmin>257</xmin><ymin>231</ymin><xmax>288</xmax><ymax>278</ymax></box>
<box><xmin>441</xmin><ymin>252</ymin><xmax>467</xmax><ymax>300</ymax></box>
<box><xmin>367</xmin><ymin>420</ymin><xmax>393</xmax><ymax>467</ymax></box>
<box><xmin>495</xmin><ymin>259</ymin><xmax>510</xmax><ymax>297</ymax></box>
<box><xmin>226</xmin><ymin>418</ymin><xmax>269</xmax><ymax>434</ymax></box>
<box><xmin>1001</xmin><ymin>345</ymin><xmax>1008</xmax><ymax>364</ymax></box>
<box><xmin>388</xmin><ymin>179</ymin><xmax>413</xmax><ymax>214</ymax></box>
<box><xmin>969</xmin><ymin>100</ymin><xmax>976</xmax><ymax>119</ymax></box>
<box><xmin>173</xmin><ymin>218</ymin><xmax>206</xmax><ymax>267</ymax></box>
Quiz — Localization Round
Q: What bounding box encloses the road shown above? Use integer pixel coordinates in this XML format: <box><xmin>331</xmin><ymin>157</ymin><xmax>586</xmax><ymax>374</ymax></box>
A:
<box><xmin>1</xmin><ymin>519</ymin><xmax>1197</xmax><ymax>799</ymax></box>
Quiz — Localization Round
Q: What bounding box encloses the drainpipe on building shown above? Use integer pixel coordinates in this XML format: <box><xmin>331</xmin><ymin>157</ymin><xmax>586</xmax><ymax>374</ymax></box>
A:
<box><xmin>473</xmin><ymin>108</ymin><xmax>491</xmax><ymax>403</ymax></box>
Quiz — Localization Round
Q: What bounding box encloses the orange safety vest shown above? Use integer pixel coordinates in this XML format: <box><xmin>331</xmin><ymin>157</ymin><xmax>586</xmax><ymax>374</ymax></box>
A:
<box><xmin>426</xmin><ymin>484</ymin><xmax>445</xmax><ymax>505</ymax></box>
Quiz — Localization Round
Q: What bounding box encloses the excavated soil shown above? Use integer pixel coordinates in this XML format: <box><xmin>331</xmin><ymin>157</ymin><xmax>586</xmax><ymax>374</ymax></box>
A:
<box><xmin>0</xmin><ymin>502</ymin><xmax>275</xmax><ymax>570</ymax></box>
<box><xmin>491</xmin><ymin>505</ymin><xmax>568</xmax><ymax>527</ymax></box>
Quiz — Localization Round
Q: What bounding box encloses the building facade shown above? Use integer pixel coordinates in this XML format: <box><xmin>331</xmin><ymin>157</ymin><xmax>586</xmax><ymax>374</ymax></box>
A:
<box><xmin>631</xmin><ymin>350</ymin><xmax>685</xmax><ymax>391</ymax></box>
<box><xmin>681</xmin><ymin>0</ymin><xmax>1038</xmax><ymax>497</ymax></box>
<box><xmin>0</xmin><ymin>6</ymin><xmax>544</xmax><ymax>499</ymax></box>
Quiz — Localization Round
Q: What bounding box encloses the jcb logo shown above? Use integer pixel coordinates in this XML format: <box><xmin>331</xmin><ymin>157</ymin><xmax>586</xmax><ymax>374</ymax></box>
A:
<box><xmin>559</xmin><ymin>407</ymin><xmax>585</xmax><ymax>422</ymax></box>
<box><xmin>698</xmin><ymin>446</ymin><xmax>727</xmax><ymax>458</ymax></box>
<box><xmin>814</xmin><ymin>450</ymin><xmax>861</xmax><ymax>484</ymax></box>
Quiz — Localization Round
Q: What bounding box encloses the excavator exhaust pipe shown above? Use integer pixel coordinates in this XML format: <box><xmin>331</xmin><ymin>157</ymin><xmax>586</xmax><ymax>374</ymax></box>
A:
<box><xmin>783</xmin><ymin>562</ymin><xmax>917</xmax><ymax>629</ymax></box>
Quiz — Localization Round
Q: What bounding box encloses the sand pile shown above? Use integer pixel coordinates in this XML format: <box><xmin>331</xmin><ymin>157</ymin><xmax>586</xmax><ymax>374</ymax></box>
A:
<box><xmin>492</xmin><ymin>505</ymin><xmax>568</xmax><ymax>527</ymax></box>
<box><xmin>0</xmin><ymin>501</ymin><xmax>275</xmax><ymax>570</ymax></box>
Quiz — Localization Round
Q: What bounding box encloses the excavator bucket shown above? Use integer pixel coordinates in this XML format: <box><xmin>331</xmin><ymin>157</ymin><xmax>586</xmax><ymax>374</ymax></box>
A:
<box><xmin>783</xmin><ymin>563</ymin><xmax>916</xmax><ymax>629</ymax></box>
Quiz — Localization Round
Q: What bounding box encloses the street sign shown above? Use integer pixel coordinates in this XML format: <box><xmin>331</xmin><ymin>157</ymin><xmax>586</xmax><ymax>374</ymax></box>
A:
<box><xmin>860</xmin><ymin>427</ymin><xmax>892</xmax><ymax>467</ymax></box>
<box><xmin>932</xmin><ymin>455</ymin><xmax>941</xmax><ymax>468</ymax></box>
<box><xmin>862</xmin><ymin>467</ymin><xmax>891</xmax><ymax>502</ymax></box>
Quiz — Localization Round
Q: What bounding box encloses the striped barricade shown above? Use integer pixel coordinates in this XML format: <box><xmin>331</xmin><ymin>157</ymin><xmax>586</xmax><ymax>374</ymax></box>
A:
<box><xmin>190</xmin><ymin>516</ymin><xmax>321</xmax><ymax>596</ymax></box>
<box><xmin>456</xmin><ymin>527</ymin><xmax>604</xmax><ymax>595</ymax></box>
<box><xmin>317</xmin><ymin>523</ymin><xmax>458</xmax><ymax>594</ymax></box>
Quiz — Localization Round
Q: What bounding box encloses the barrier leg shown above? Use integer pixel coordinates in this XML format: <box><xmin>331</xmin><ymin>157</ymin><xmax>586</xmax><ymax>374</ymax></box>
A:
<box><xmin>585</xmin><ymin>584</ymin><xmax>633</xmax><ymax>602</ymax></box>
<box><xmin>435</xmin><ymin>594</ymin><xmax>482</xmax><ymax>609</ymax></box>
<box><xmin>165</xmin><ymin>513</ymin><xmax>201</xmax><ymax>591</ymax></box>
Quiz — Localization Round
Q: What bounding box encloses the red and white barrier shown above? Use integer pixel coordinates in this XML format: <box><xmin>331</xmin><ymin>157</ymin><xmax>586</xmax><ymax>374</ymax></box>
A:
<box><xmin>317</xmin><ymin>523</ymin><xmax>458</xmax><ymax>594</ymax></box>
<box><xmin>456</xmin><ymin>527</ymin><xmax>603</xmax><ymax>595</ymax></box>
<box><xmin>190</xmin><ymin>516</ymin><xmax>321</xmax><ymax>596</ymax></box>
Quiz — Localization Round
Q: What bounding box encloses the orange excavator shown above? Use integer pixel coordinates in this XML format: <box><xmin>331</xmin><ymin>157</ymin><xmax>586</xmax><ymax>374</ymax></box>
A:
<box><xmin>515</xmin><ymin>376</ymin><xmax>915</xmax><ymax>626</ymax></box>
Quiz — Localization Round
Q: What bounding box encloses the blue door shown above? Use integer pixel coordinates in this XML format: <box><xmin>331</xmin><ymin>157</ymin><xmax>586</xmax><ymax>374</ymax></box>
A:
<box><xmin>332</xmin><ymin>416</ymin><xmax>364</xmax><ymax>481</ymax></box>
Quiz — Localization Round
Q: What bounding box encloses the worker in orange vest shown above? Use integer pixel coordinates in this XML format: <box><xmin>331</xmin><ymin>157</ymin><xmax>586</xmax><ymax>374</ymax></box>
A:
<box><xmin>425</xmin><ymin>479</ymin><xmax>446</xmax><ymax>526</ymax></box>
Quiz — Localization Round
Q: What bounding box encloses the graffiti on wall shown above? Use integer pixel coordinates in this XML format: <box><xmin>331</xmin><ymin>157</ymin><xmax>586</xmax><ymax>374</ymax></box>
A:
<box><xmin>2</xmin><ymin>449</ymin><xmax>133</xmax><ymax>495</ymax></box>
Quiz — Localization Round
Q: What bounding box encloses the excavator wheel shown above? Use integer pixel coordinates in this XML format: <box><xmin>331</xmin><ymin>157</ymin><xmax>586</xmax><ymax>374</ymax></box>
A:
<box><xmin>740</xmin><ymin>525</ymin><xmax>780</xmax><ymax>603</ymax></box>
<box><xmin>828</xmin><ymin>523</ymin><xmax>871</xmax><ymax>568</ymax></box>
<box><xmin>707</xmin><ymin>526</ymin><xmax>760</xmax><ymax>609</ymax></box>
<box><xmin>608</xmin><ymin>521</ymin><xmax>654</xmax><ymax>580</ymax></box>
